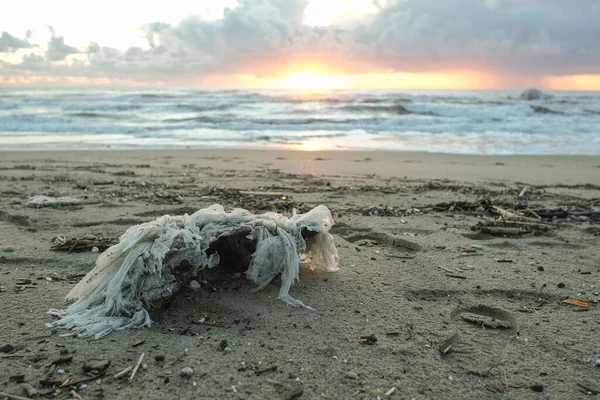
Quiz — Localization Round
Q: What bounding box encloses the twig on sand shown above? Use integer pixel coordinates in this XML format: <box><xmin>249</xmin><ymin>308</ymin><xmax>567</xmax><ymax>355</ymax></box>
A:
<box><xmin>128</xmin><ymin>353</ymin><xmax>145</xmax><ymax>384</ymax></box>
<box><xmin>111</xmin><ymin>366</ymin><xmax>133</xmax><ymax>381</ymax></box>
<box><xmin>0</xmin><ymin>391</ymin><xmax>31</xmax><ymax>400</ymax></box>
<box><xmin>170</xmin><ymin>351</ymin><xmax>188</xmax><ymax>366</ymax></box>
<box><xmin>445</xmin><ymin>274</ymin><xmax>467</xmax><ymax>280</ymax></box>
<box><xmin>70</xmin><ymin>390</ymin><xmax>84</xmax><ymax>400</ymax></box>
<box><xmin>255</xmin><ymin>366</ymin><xmax>278</xmax><ymax>376</ymax></box>
<box><xmin>518</xmin><ymin>186</ymin><xmax>529</xmax><ymax>198</ymax></box>
<box><xmin>578</xmin><ymin>383</ymin><xmax>600</xmax><ymax>396</ymax></box>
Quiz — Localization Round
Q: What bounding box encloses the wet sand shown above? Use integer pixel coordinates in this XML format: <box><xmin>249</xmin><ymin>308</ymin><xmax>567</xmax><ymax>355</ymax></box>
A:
<box><xmin>0</xmin><ymin>149</ymin><xmax>599</xmax><ymax>399</ymax></box>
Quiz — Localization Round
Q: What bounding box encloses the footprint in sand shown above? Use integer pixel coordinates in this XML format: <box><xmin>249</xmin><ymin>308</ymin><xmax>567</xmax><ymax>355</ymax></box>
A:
<box><xmin>331</xmin><ymin>224</ymin><xmax>422</xmax><ymax>251</ymax></box>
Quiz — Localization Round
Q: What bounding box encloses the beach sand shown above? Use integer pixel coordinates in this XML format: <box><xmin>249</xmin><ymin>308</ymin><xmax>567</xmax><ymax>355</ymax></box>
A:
<box><xmin>0</xmin><ymin>150</ymin><xmax>599</xmax><ymax>399</ymax></box>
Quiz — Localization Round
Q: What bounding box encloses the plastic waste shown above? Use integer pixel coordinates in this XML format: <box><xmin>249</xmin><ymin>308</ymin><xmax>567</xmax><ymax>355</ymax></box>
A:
<box><xmin>48</xmin><ymin>204</ymin><xmax>339</xmax><ymax>338</ymax></box>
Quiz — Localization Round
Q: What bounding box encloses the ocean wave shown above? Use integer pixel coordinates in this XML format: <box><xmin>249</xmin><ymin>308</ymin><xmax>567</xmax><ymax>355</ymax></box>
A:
<box><xmin>131</xmin><ymin>93</ymin><xmax>178</xmax><ymax>99</ymax></box>
<box><xmin>1</xmin><ymin>88</ymin><xmax>599</xmax><ymax>154</ymax></box>
<box><xmin>531</xmin><ymin>105</ymin><xmax>564</xmax><ymax>115</ymax></box>
<box><xmin>161</xmin><ymin>116</ymin><xmax>223</xmax><ymax>124</ymax></box>
<box><xmin>162</xmin><ymin>115</ymin><xmax>372</xmax><ymax>125</ymax></box>
<box><xmin>337</xmin><ymin>104</ymin><xmax>411</xmax><ymax>114</ymax></box>
<box><xmin>174</xmin><ymin>103</ymin><xmax>236</xmax><ymax>112</ymax></box>
<box><xmin>68</xmin><ymin>112</ymin><xmax>124</xmax><ymax>119</ymax></box>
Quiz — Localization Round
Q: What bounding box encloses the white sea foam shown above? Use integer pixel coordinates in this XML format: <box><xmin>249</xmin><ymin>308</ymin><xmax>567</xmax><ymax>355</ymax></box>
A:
<box><xmin>0</xmin><ymin>88</ymin><xmax>599</xmax><ymax>154</ymax></box>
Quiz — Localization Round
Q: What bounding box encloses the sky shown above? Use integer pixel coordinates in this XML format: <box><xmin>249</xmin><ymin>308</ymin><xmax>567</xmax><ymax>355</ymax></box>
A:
<box><xmin>1</xmin><ymin>0</ymin><xmax>600</xmax><ymax>89</ymax></box>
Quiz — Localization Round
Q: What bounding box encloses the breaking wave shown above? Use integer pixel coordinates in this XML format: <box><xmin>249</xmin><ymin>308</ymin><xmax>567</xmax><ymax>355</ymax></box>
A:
<box><xmin>0</xmin><ymin>87</ymin><xmax>599</xmax><ymax>154</ymax></box>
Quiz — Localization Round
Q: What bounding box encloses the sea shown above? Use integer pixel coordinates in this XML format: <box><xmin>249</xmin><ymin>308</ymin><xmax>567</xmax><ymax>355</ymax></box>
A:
<box><xmin>1</xmin><ymin>88</ymin><xmax>599</xmax><ymax>154</ymax></box>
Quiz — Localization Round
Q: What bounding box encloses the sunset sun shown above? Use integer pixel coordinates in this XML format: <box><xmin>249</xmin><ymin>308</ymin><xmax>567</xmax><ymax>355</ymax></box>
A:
<box><xmin>278</xmin><ymin>72</ymin><xmax>350</xmax><ymax>90</ymax></box>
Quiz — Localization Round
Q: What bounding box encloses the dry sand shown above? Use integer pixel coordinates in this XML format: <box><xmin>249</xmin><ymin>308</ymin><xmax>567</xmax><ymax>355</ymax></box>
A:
<box><xmin>0</xmin><ymin>149</ymin><xmax>599</xmax><ymax>399</ymax></box>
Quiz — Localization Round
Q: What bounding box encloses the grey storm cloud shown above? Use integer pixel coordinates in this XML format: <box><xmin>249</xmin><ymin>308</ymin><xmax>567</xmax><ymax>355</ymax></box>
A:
<box><xmin>2</xmin><ymin>0</ymin><xmax>600</xmax><ymax>82</ymax></box>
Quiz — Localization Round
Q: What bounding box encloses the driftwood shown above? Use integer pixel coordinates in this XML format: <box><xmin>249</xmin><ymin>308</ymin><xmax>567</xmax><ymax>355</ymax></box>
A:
<box><xmin>50</xmin><ymin>235</ymin><xmax>118</xmax><ymax>253</ymax></box>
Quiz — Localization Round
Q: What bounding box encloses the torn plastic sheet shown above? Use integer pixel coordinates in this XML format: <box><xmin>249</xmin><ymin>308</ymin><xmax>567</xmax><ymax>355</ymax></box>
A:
<box><xmin>48</xmin><ymin>204</ymin><xmax>339</xmax><ymax>338</ymax></box>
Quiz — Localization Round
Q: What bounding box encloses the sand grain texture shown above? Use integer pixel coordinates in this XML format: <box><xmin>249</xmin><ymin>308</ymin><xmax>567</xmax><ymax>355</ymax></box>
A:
<box><xmin>0</xmin><ymin>150</ymin><xmax>599</xmax><ymax>399</ymax></box>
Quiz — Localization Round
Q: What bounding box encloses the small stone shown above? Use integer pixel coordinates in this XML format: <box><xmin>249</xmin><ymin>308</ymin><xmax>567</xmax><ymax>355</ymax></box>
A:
<box><xmin>347</xmin><ymin>370</ymin><xmax>358</xmax><ymax>379</ymax></box>
<box><xmin>530</xmin><ymin>384</ymin><xmax>544</xmax><ymax>392</ymax></box>
<box><xmin>223</xmin><ymin>347</ymin><xmax>232</xmax><ymax>353</ymax></box>
<box><xmin>0</xmin><ymin>344</ymin><xmax>15</xmax><ymax>353</ymax></box>
<box><xmin>189</xmin><ymin>280</ymin><xmax>201</xmax><ymax>291</ymax></box>
<box><xmin>83</xmin><ymin>360</ymin><xmax>111</xmax><ymax>372</ymax></box>
<box><xmin>155</xmin><ymin>355</ymin><xmax>165</xmax><ymax>362</ymax></box>
<box><xmin>557</xmin><ymin>282</ymin><xmax>566</xmax><ymax>288</ymax></box>
<box><xmin>56</xmin><ymin>369</ymin><xmax>65</xmax><ymax>375</ymax></box>
<box><xmin>179</xmin><ymin>367</ymin><xmax>194</xmax><ymax>378</ymax></box>
<box><xmin>537</xmin><ymin>266</ymin><xmax>544</xmax><ymax>271</ymax></box>
<box><xmin>3</xmin><ymin>247</ymin><xmax>14</xmax><ymax>253</ymax></box>
<box><xmin>359</xmin><ymin>334</ymin><xmax>377</xmax><ymax>345</ymax></box>
<box><xmin>91</xmin><ymin>247</ymin><xmax>100</xmax><ymax>253</ymax></box>
<box><xmin>284</xmin><ymin>386</ymin><xmax>304</xmax><ymax>400</ymax></box>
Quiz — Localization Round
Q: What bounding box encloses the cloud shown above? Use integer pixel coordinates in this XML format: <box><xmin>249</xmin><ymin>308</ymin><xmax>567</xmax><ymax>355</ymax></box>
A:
<box><xmin>1</xmin><ymin>0</ymin><xmax>600</xmax><ymax>85</ymax></box>
<box><xmin>0</xmin><ymin>31</ymin><xmax>32</xmax><ymax>52</ymax></box>
<box><xmin>361</xmin><ymin>0</ymin><xmax>600</xmax><ymax>75</ymax></box>
<box><xmin>45</xmin><ymin>32</ymin><xmax>80</xmax><ymax>61</ymax></box>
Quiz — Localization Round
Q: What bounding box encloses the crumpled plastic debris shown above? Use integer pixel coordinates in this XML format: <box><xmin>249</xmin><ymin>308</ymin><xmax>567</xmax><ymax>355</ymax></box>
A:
<box><xmin>27</xmin><ymin>195</ymin><xmax>80</xmax><ymax>208</ymax></box>
<box><xmin>48</xmin><ymin>204</ymin><xmax>339</xmax><ymax>338</ymax></box>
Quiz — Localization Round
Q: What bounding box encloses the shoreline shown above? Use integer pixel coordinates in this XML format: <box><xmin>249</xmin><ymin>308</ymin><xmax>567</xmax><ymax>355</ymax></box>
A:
<box><xmin>2</xmin><ymin>149</ymin><xmax>599</xmax><ymax>185</ymax></box>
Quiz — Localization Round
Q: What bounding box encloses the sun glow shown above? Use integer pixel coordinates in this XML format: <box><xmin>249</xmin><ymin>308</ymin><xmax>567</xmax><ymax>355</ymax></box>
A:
<box><xmin>278</xmin><ymin>72</ymin><xmax>350</xmax><ymax>90</ymax></box>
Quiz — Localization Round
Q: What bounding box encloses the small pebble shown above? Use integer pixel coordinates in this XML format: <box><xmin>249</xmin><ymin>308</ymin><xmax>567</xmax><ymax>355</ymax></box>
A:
<box><xmin>83</xmin><ymin>360</ymin><xmax>111</xmax><ymax>372</ymax></box>
<box><xmin>347</xmin><ymin>371</ymin><xmax>358</xmax><ymax>379</ymax></box>
<box><xmin>91</xmin><ymin>247</ymin><xmax>100</xmax><ymax>253</ymax></box>
<box><xmin>155</xmin><ymin>355</ymin><xmax>165</xmax><ymax>362</ymax></box>
<box><xmin>557</xmin><ymin>282</ymin><xmax>566</xmax><ymax>288</ymax></box>
<box><xmin>179</xmin><ymin>367</ymin><xmax>194</xmax><ymax>377</ymax></box>
<box><xmin>3</xmin><ymin>247</ymin><xmax>14</xmax><ymax>253</ymax></box>
<box><xmin>56</xmin><ymin>369</ymin><xmax>65</xmax><ymax>375</ymax></box>
<box><xmin>530</xmin><ymin>384</ymin><xmax>544</xmax><ymax>392</ymax></box>
<box><xmin>189</xmin><ymin>280</ymin><xmax>201</xmax><ymax>291</ymax></box>
<box><xmin>537</xmin><ymin>266</ymin><xmax>544</xmax><ymax>272</ymax></box>
<box><xmin>0</xmin><ymin>344</ymin><xmax>15</xmax><ymax>353</ymax></box>
<box><xmin>223</xmin><ymin>347</ymin><xmax>232</xmax><ymax>353</ymax></box>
